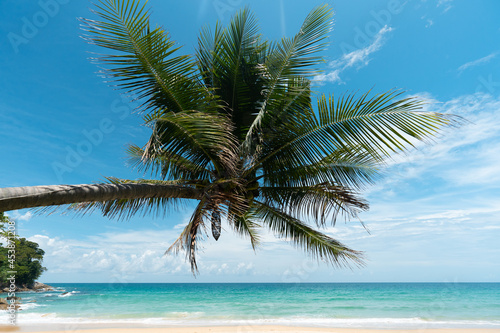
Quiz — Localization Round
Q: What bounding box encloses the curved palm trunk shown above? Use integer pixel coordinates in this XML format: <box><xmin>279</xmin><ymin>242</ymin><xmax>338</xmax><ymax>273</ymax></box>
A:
<box><xmin>0</xmin><ymin>183</ymin><xmax>202</xmax><ymax>212</ymax></box>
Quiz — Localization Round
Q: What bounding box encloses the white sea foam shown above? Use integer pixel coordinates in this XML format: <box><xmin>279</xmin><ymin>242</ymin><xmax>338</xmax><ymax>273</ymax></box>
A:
<box><xmin>58</xmin><ymin>291</ymin><xmax>79</xmax><ymax>298</ymax></box>
<box><xmin>165</xmin><ymin>312</ymin><xmax>206</xmax><ymax>319</ymax></box>
<box><xmin>214</xmin><ymin>317</ymin><xmax>500</xmax><ymax>329</ymax></box>
<box><xmin>2</xmin><ymin>313</ymin><xmax>500</xmax><ymax>329</ymax></box>
<box><xmin>18</xmin><ymin>302</ymin><xmax>43</xmax><ymax>311</ymax></box>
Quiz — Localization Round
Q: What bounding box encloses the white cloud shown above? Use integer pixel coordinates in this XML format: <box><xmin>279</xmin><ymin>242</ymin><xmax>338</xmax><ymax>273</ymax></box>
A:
<box><xmin>28</xmin><ymin>222</ymin><xmax>295</xmax><ymax>282</ymax></box>
<box><xmin>416</xmin><ymin>207</ymin><xmax>500</xmax><ymax>221</ymax></box>
<box><xmin>29</xmin><ymin>231</ymin><xmax>191</xmax><ymax>280</ymax></box>
<box><xmin>458</xmin><ymin>52</ymin><xmax>498</xmax><ymax>73</ymax></box>
<box><xmin>315</xmin><ymin>26</ymin><xmax>393</xmax><ymax>84</ymax></box>
<box><xmin>173</xmin><ymin>222</ymin><xmax>188</xmax><ymax>230</ymax></box>
<box><xmin>6</xmin><ymin>210</ymin><xmax>33</xmax><ymax>221</ymax></box>
<box><xmin>316</xmin><ymin>70</ymin><xmax>341</xmax><ymax>83</ymax></box>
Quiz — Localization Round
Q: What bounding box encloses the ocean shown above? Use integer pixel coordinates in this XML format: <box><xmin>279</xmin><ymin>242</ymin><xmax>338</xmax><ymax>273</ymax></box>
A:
<box><xmin>2</xmin><ymin>283</ymin><xmax>500</xmax><ymax>329</ymax></box>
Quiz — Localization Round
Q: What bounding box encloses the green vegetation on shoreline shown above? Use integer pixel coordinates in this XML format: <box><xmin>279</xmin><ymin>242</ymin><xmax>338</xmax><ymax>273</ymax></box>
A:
<box><xmin>0</xmin><ymin>213</ymin><xmax>46</xmax><ymax>290</ymax></box>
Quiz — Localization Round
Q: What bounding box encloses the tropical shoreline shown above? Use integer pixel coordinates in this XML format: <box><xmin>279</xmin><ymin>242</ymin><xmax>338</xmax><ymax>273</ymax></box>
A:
<box><xmin>2</xmin><ymin>283</ymin><xmax>499</xmax><ymax>331</ymax></box>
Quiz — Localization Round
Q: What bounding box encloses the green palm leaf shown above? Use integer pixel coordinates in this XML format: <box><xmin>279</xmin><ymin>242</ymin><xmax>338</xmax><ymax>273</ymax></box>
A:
<box><xmin>127</xmin><ymin>144</ymin><xmax>214</xmax><ymax>182</ymax></box>
<box><xmin>166</xmin><ymin>197</ymin><xmax>209</xmax><ymax>273</ymax></box>
<box><xmin>80</xmin><ymin>0</ymin><xmax>207</xmax><ymax>113</ymax></box>
<box><xmin>229</xmin><ymin>210</ymin><xmax>261</xmax><ymax>250</ymax></box>
<box><xmin>197</xmin><ymin>8</ymin><xmax>267</xmax><ymax>139</ymax></box>
<box><xmin>249</xmin><ymin>90</ymin><xmax>458</xmax><ymax>179</ymax></box>
<box><xmin>255</xmin><ymin>200</ymin><xmax>364</xmax><ymax>268</ymax></box>
<box><xmin>258</xmin><ymin>146</ymin><xmax>381</xmax><ymax>195</ymax></box>
<box><xmin>142</xmin><ymin>109</ymin><xmax>238</xmax><ymax>177</ymax></box>
<box><xmin>260</xmin><ymin>183</ymin><xmax>368</xmax><ymax>226</ymax></box>
<box><xmin>242</xmin><ymin>5</ymin><xmax>333</xmax><ymax>149</ymax></box>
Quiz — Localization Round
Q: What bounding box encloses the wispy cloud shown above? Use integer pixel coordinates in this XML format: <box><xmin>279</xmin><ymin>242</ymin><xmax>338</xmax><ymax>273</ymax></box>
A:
<box><xmin>458</xmin><ymin>52</ymin><xmax>498</xmax><ymax>73</ymax></box>
<box><xmin>437</xmin><ymin>0</ymin><xmax>454</xmax><ymax>12</ymax></box>
<box><xmin>315</xmin><ymin>25</ymin><xmax>393</xmax><ymax>84</ymax></box>
<box><xmin>279</xmin><ymin>0</ymin><xmax>286</xmax><ymax>36</ymax></box>
<box><xmin>372</xmin><ymin>92</ymin><xmax>500</xmax><ymax>188</ymax></box>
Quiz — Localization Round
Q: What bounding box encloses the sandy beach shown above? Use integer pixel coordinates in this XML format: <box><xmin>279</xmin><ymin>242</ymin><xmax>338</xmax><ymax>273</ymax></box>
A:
<box><xmin>2</xmin><ymin>327</ymin><xmax>500</xmax><ymax>333</ymax></box>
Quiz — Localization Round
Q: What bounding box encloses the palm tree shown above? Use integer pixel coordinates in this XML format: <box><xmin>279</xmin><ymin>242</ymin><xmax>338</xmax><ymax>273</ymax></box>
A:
<box><xmin>0</xmin><ymin>0</ymin><xmax>457</xmax><ymax>272</ymax></box>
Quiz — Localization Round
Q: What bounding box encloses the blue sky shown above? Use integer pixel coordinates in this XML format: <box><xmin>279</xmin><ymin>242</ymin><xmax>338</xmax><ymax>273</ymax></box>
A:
<box><xmin>1</xmin><ymin>0</ymin><xmax>499</xmax><ymax>283</ymax></box>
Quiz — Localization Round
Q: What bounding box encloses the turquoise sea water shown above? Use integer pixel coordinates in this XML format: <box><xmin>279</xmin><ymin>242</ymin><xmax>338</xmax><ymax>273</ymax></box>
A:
<box><xmin>2</xmin><ymin>283</ymin><xmax>500</xmax><ymax>329</ymax></box>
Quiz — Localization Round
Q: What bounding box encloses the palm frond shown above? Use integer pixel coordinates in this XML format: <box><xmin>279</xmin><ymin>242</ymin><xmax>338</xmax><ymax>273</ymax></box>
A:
<box><xmin>127</xmin><ymin>144</ymin><xmax>214</xmax><ymax>182</ymax></box>
<box><xmin>80</xmin><ymin>0</ymin><xmax>208</xmax><ymax>113</ymax></box>
<box><xmin>166</xmin><ymin>197</ymin><xmax>209</xmax><ymax>273</ymax></box>
<box><xmin>257</xmin><ymin>145</ymin><xmax>381</xmax><ymax>190</ymax></box>
<box><xmin>265</xmin><ymin>4</ymin><xmax>333</xmax><ymax>77</ymax></box>
<box><xmin>229</xmin><ymin>210</ymin><xmax>261</xmax><ymax>250</ymax></box>
<box><xmin>254</xmin><ymin>200</ymin><xmax>364</xmax><ymax>268</ymax></box>
<box><xmin>197</xmin><ymin>8</ymin><xmax>267</xmax><ymax>139</ymax></box>
<box><xmin>242</xmin><ymin>4</ymin><xmax>333</xmax><ymax>149</ymax></box>
<box><xmin>260</xmin><ymin>183</ymin><xmax>368</xmax><ymax>226</ymax></box>
<box><xmin>248</xmin><ymin>90</ymin><xmax>460</xmax><ymax>177</ymax></box>
<box><xmin>143</xmin><ymin>109</ymin><xmax>238</xmax><ymax>177</ymax></box>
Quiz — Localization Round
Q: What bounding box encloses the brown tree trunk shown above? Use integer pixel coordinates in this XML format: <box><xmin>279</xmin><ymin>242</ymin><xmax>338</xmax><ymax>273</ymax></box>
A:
<box><xmin>0</xmin><ymin>183</ymin><xmax>202</xmax><ymax>212</ymax></box>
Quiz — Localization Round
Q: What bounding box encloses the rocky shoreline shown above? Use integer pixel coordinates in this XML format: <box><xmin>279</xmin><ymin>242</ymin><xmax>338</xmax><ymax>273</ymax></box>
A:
<box><xmin>0</xmin><ymin>281</ymin><xmax>54</xmax><ymax>294</ymax></box>
<box><xmin>0</xmin><ymin>282</ymin><xmax>54</xmax><ymax>310</ymax></box>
